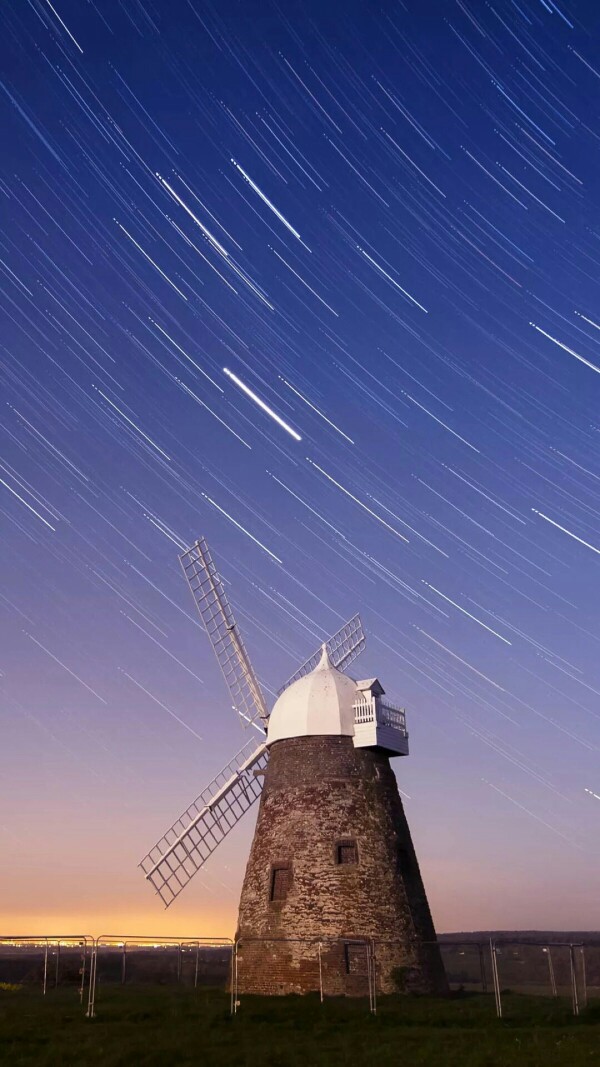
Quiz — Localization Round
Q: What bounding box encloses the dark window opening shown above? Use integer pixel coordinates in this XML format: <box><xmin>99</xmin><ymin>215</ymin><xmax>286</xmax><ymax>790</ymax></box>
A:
<box><xmin>270</xmin><ymin>866</ymin><xmax>291</xmax><ymax>901</ymax></box>
<box><xmin>344</xmin><ymin>942</ymin><xmax>368</xmax><ymax>975</ymax></box>
<box><xmin>336</xmin><ymin>840</ymin><xmax>358</xmax><ymax>865</ymax></box>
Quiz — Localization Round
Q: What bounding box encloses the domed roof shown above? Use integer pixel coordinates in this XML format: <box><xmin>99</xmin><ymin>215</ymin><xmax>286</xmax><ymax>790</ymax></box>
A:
<box><xmin>267</xmin><ymin>645</ymin><xmax>358</xmax><ymax>746</ymax></box>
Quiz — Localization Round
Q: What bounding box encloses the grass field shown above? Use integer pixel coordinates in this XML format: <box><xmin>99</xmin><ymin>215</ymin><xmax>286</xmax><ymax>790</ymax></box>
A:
<box><xmin>1</xmin><ymin>986</ymin><xmax>599</xmax><ymax>1066</ymax></box>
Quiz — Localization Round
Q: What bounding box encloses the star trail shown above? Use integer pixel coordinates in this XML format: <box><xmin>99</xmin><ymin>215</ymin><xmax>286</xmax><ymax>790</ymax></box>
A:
<box><xmin>0</xmin><ymin>0</ymin><xmax>598</xmax><ymax>935</ymax></box>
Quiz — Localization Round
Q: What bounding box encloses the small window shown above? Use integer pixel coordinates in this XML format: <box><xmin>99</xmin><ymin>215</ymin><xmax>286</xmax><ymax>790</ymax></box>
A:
<box><xmin>345</xmin><ymin>942</ymin><xmax>368</xmax><ymax>975</ymax></box>
<box><xmin>270</xmin><ymin>866</ymin><xmax>290</xmax><ymax>901</ymax></box>
<box><xmin>336</xmin><ymin>840</ymin><xmax>358</xmax><ymax>865</ymax></box>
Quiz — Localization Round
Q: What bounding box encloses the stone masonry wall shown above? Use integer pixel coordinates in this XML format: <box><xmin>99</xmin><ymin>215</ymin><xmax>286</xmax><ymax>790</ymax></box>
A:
<box><xmin>235</xmin><ymin>735</ymin><xmax>448</xmax><ymax>995</ymax></box>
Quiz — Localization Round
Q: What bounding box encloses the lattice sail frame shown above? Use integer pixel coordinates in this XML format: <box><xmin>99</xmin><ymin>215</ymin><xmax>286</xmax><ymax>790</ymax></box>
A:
<box><xmin>180</xmin><ymin>539</ymin><xmax>269</xmax><ymax>729</ymax></box>
<box><xmin>277</xmin><ymin>613</ymin><xmax>365</xmax><ymax>695</ymax></box>
<box><xmin>140</xmin><ymin>739</ymin><xmax>268</xmax><ymax>907</ymax></box>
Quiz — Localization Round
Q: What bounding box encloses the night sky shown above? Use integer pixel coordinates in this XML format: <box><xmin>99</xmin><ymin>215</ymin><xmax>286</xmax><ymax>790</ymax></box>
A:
<box><xmin>1</xmin><ymin>0</ymin><xmax>599</xmax><ymax>938</ymax></box>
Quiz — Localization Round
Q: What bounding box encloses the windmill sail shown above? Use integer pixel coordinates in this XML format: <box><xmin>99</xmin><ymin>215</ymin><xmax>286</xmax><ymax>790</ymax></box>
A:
<box><xmin>140</xmin><ymin>739</ymin><xmax>268</xmax><ymax>907</ymax></box>
<box><xmin>180</xmin><ymin>539</ymin><xmax>269</xmax><ymax>728</ymax></box>
<box><xmin>277</xmin><ymin>613</ymin><xmax>365</xmax><ymax>696</ymax></box>
<box><xmin>141</xmin><ymin>537</ymin><xmax>367</xmax><ymax>907</ymax></box>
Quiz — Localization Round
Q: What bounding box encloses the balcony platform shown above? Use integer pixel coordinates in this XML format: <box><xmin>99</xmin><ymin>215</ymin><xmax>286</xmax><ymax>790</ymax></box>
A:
<box><xmin>352</xmin><ymin>689</ymin><xmax>409</xmax><ymax>757</ymax></box>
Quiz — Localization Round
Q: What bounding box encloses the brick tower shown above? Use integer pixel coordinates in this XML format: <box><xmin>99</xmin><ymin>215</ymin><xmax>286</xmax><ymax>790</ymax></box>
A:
<box><xmin>235</xmin><ymin>648</ymin><xmax>448</xmax><ymax>996</ymax></box>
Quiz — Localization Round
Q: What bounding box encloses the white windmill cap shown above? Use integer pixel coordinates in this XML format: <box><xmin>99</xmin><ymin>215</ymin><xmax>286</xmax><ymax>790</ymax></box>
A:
<box><xmin>266</xmin><ymin>643</ymin><xmax>358</xmax><ymax>746</ymax></box>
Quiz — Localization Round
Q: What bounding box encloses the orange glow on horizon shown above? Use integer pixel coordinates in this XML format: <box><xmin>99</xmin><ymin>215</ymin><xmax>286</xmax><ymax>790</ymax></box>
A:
<box><xmin>0</xmin><ymin>907</ymin><xmax>238</xmax><ymax>941</ymax></box>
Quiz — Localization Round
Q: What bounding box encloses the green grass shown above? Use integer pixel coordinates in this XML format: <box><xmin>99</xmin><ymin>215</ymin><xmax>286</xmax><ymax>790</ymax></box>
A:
<box><xmin>1</xmin><ymin>985</ymin><xmax>599</xmax><ymax>1066</ymax></box>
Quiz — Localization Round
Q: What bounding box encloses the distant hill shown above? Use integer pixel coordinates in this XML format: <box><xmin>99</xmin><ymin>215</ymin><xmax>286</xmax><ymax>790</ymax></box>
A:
<box><xmin>440</xmin><ymin>931</ymin><xmax>600</xmax><ymax>943</ymax></box>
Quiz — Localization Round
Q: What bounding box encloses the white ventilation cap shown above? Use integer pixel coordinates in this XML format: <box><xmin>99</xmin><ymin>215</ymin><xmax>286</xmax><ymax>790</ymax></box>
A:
<box><xmin>267</xmin><ymin>644</ymin><xmax>358</xmax><ymax>746</ymax></box>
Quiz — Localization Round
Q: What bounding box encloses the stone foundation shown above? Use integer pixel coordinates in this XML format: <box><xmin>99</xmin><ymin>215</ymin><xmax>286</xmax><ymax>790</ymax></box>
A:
<box><xmin>235</xmin><ymin>736</ymin><xmax>448</xmax><ymax>995</ymax></box>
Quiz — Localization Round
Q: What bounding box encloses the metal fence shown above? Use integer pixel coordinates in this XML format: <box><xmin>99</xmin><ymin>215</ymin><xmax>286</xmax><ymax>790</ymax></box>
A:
<box><xmin>86</xmin><ymin>935</ymin><xmax>234</xmax><ymax>1017</ymax></box>
<box><xmin>1</xmin><ymin>933</ymin><xmax>598</xmax><ymax>1020</ymax></box>
<box><xmin>0</xmin><ymin>935</ymin><xmax>94</xmax><ymax>1001</ymax></box>
<box><xmin>488</xmin><ymin>939</ymin><xmax>600</xmax><ymax>1017</ymax></box>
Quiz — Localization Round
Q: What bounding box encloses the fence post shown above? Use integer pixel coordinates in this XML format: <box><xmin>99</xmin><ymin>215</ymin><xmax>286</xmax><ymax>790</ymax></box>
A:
<box><xmin>369</xmin><ymin>940</ymin><xmax>377</xmax><ymax>1015</ymax></box>
<box><xmin>79</xmin><ymin>941</ymin><xmax>87</xmax><ymax>1004</ymax></box>
<box><xmin>580</xmin><ymin>946</ymin><xmax>587</xmax><ymax>1010</ymax></box>
<box><xmin>42</xmin><ymin>941</ymin><xmax>48</xmax><ymax>996</ymax></box>
<box><xmin>194</xmin><ymin>943</ymin><xmax>200</xmax><ymax>989</ymax></box>
<box><xmin>478</xmin><ymin>942</ymin><xmax>487</xmax><ymax>993</ymax></box>
<box><xmin>232</xmin><ymin>942</ymin><xmax>238</xmax><ymax>1015</ymax></box>
<box><xmin>569</xmin><ymin>944</ymin><xmax>579</xmax><ymax>1016</ymax></box>
<box><xmin>544</xmin><ymin>946</ymin><xmax>557</xmax><ymax>997</ymax></box>
<box><xmin>490</xmin><ymin>940</ymin><xmax>502</xmax><ymax>1019</ymax></box>
<box><xmin>86</xmin><ymin>942</ymin><xmax>97</xmax><ymax>1018</ymax></box>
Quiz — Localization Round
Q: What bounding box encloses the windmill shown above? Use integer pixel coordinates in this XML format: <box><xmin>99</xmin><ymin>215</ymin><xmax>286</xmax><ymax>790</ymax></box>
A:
<box><xmin>140</xmin><ymin>538</ymin><xmax>447</xmax><ymax>996</ymax></box>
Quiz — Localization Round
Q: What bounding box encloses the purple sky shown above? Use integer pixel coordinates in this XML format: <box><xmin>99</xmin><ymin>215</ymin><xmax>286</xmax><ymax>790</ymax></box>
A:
<box><xmin>0</xmin><ymin>0</ymin><xmax>599</xmax><ymax>937</ymax></box>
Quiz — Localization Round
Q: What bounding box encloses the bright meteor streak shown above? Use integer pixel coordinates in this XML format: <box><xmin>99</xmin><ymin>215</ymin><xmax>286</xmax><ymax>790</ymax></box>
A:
<box><xmin>422</xmin><ymin>582</ymin><xmax>512</xmax><ymax>644</ymax></box>
<box><xmin>307</xmin><ymin>460</ymin><xmax>410</xmax><ymax>542</ymax></box>
<box><xmin>95</xmin><ymin>388</ymin><xmax>172</xmax><ymax>461</ymax></box>
<box><xmin>279</xmin><ymin>377</ymin><xmax>353</xmax><ymax>442</ymax></box>
<box><xmin>120</xmin><ymin>670</ymin><xmax>203</xmax><ymax>742</ymax></box>
<box><xmin>417</xmin><ymin>628</ymin><xmax>505</xmax><ymax>690</ymax></box>
<box><xmin>484</xmin><ymin>780</ymin><xmax>583</xmax><ymax>849</ymax></box>
<box><xmin>532</xmin><ymin>509</ymin><xmax>600</xmax><ymax>556</ymax></box>
<box><xmin>531</xmin><ymin>324</ymin><xmax>600</xmax><ymax>375</ymax></box>
<box><xmin>25</xmin><ymin>633</ymin><xmax>106</xmax><ymax>702</ymax></box>
<box><xmin>0</xmin><ymin>476</ymin><xmax>56</xmax><ymax>531</ymax></box>
<box><xmin>357</xmin><ymin>245</ymin><xmax>428</xmax><ymax>312</ymax></box>
<box><xmin>232</xmin><ymin>160</ymin><xmax>310</xmax><ymax>249</ymax></box>
<box><xmin>223</xmin><ymin>368</ymin><xmax>302</xmax><ymax>441</ymax></box>
<box><xmin>43</xmin><ymin>0</ymin><xmax>84</xmax><ymax>53</ymax></box>
<box><xmin>157</xmin><ymin>175</ymin><xmax>230</xmax><ymax>257</ymax></box>
<box><xmin>202</xmin><ymin>493</ymin><xmax>283</xmax><ymax>563</ymax></box>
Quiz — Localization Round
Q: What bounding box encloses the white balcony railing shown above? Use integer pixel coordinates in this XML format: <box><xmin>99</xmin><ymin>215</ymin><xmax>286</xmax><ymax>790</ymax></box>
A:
<box><xmin>352</xmin><ymin>694</ymin><xmax>407</xmax><ymax>734</ymax></box>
